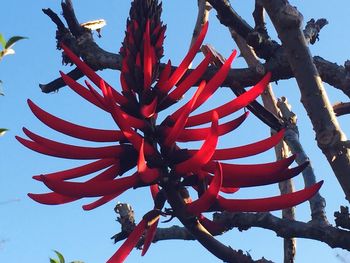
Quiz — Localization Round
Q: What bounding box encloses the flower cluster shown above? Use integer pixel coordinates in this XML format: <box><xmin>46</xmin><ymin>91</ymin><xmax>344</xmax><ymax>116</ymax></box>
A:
<box><xmin>17</xmin><ymin>1</ymin><xmax>322</xmax><ymax>262</ymax></box>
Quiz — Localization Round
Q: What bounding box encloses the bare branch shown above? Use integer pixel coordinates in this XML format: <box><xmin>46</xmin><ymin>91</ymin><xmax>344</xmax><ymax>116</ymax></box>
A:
<box><xmin>334</xmin><ymin>206</ymin><xmax>350</xmax><ymax>230</ymax></box>
<box><xmin>261</xmin><ymin>0</ymin><xmax>350</xmax><ymax>203</ymax></box>
<box><xmin>214</xmin><ymin>212</ymin><xmax>350</xmax><ymax>250</ymax></box>
<box><xmin>333</xmin><ymin>102</ymin><xmax>350</xmax><ymax>117</ymax></box>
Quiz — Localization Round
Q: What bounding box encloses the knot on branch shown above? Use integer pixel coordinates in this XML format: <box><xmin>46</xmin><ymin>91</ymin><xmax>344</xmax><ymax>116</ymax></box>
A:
<box><xmin>304</xmin><ymin>18</ymin><xmax>328</xmax><ymax>44</ymax></box>
<box><xmin>334</xmin><ymin>206</ymin><xmax>350</xmax><ymax>230</ymax></box>
<box><xmin>111</xmin><ymin>203</ymin><xmax>136</xmax><ymax>243</ymax></box>
<box><xmin>317</xmin><ymin>128</ymin><xmax>342</xmax><ymax>148</ymax></box>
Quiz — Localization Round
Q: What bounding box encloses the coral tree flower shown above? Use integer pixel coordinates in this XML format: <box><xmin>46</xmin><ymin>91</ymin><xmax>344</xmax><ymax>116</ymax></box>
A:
<box><xmin>17</xmin><ymin>0</ymin><xmax>322</xmax><ymax>262</ymax></box>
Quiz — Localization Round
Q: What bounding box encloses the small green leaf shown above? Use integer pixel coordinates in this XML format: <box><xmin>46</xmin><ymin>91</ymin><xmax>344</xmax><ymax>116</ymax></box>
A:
<box><xmin>0</xmin><ymin>34</ymin><xmax>6</xmax><ymax>49</ymax></box>
<box><xmin>50</xmin><ymin>259</ymin><xmax>59</xmax><ymax>263</ymax></box>
<box><xmin>53</xmin><ymin>250</ymin><xmax>65</xmax><ymax>263</ymax></box>
<box><xmin>0</xmin><ymin>128</ymin><xmax>8</xmax><ymax>136</ymax></box>
<box><xmin>5</xmin><ymin>36</ymin><xmax>27</xmax><ymax>49</ymax></box>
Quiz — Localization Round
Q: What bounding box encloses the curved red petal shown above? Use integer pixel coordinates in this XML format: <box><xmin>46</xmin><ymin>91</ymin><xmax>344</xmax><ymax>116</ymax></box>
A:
<box><xmin>220</xmin><ymin>187</ymin><xmax>240</xmax><ymax>194</ymax></box>
<box><xmin>41</xmin><ymin>173</ymin><xmax>139</xmax><ymax>198</ymax></box>
<box><xmin>163</xmin><ymin>81</ymin><xmax>206</xmax><ymax>146</ymax></box>
<box><xmin>100</xmin><ymin>81</ymin><xmax>156</xmax><ymax>155</ymax></box>
<box><xmin>177</xmin><ymin>112</ymin><xmax>248</xmax><ymax>142</ymax></box>
<box><xmin>100</xmin><ymin>80</ymin><xmax>145</xmax><ymax>129</ymax></box>
<box><xmin>165</xmin><ymin>52</ymin><xmax>213</xmax><ymax>103</ymax></box>
<box><xmin>28</xmin><ymin>192</ymin><xmax>78</xmax><ymax>205</ymax></box>
<box><xmin>28</xmin><ymin>99</ymin><xmax>125</xmax><ymax>142</ymax></box>
<box><xmin>82</xmin><ymin>194</ymin><xmax>121</xmax><ymax>211</ymax></box>
<box><xmin>159</xmin><ymin>22</ymin><xmax>208</xmax><ymax>93</ymax></box>
<box><xmin>107</xmin><ymin>219</ymin><xmax>147</xmax><ymax>263</ymax></box>
<box><xmin>33</xmin><ymin>159</ymin><xmax>116</xmax><ymax>181</ymax></box>
<box><xmin>185</xmin><ymin>72</ymin><xmax>271</xmax><ymax>127</ymax></box>
<box><xmin>157</xmin><ymin>59</ymin><xmax>172</xmax><ymax>91</ymax></box>
<box><xmin>210</xmin><ymin>129</ymin><xmax>285</xmax><ymax>160</ymax></box>
<box><xmin>137</xmin><ymin>140</ymin><xmax>160</xmax><ymax>184</ymax></box>
<box><xmin>143</xmin><ymin>19</ymin><xmax>152</xmax><ymax>89</ymax></box>
<box><xmin>217</xmin><ymin>181</ymin><xmax>323</xmax><ymax>212</ymax></box>
<box><xmin>60</xmin><ymin>71</ymin><xmax>107</xmax><ymax>111</ymax></box>
<box><xmin>192</xmin><ymin>50</ymin><xmax>237</xmax><ymax>112</ymax></box>
<box><xmin>225</xmin><ymin>162</ymin><xmax>309</xmax><ymax>188</ymax></box>
<box><xmin>141</xmin><ymin>218</ymin><xmax>159</xmax><ymax>256</ymax></box>
<box><xmin>21</xmin><ymin>128</ymin><xmax>132</xmax><ymax>159</ymax></box>
<box><xmin>186</xmin><ymin>162</ymin><xmax>222</xmax><ymax>214</ymax></box>
<box><xmin>150</xmin><ymin>184</ymin><xmax>160</xmax><ymax>200</ymax></box>
<box><xmin>61</xmin><ymin>44</ymin><xmax>127</xmax><ymax>105</ymax></box>
<box><xmin>175</xmin><ymin>111</ymin><xmax>219</xmax><ymax>174</ymax></box>
<box><xmin>84</xmin><ymin>80</ymin><xmax>108</xmax><ymax>107</ymax></box>
<box><xmin>204</xmin><ymin>155</ymin><xmax>296</xmax><ymax>182</ymax></box>
<box><xmin>141</xmin><ymin>97</ymin><xmax>158</xmax><ymax>118</ymax></box>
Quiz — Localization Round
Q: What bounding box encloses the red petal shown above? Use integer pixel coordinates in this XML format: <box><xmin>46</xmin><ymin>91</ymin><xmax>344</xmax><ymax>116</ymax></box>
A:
<box><xmin>157</xmin><ymin>59</ymin><xmax>172</xmax><ymax>91</ymax></box>
<box><xmin>61</xmin><ymin>44</ymin><xmax>127</xmax><ymax>105</ymax></box>
<box><xmin>159</xmin><ymin>22</ymin><xmax>208</xmax><ymax>93</ymax></box>
<box><xmin>84</xmin><ymin>80</ymin><xmax>108</xmax><ymax>107</ymax></box>
<box><xmin>20</xmin><ymin>128</ymin><xmax>132</xmax><ymax>160</ymax></box>
<box><xmin>33</xmin><ymin>159</ymin><xmax>116</xmax><ymax>181</ymax></box>
<box><xmin>100</xmin><ymin>81</ymin><xmax>155</xmax><ymax>155</ymax></box>
<box><xmin>185</xmin><ymin>72</ymin><xmax>271</xmax><ymax>127</ymax></box>
<box><xmin>141</xmin><ymin>218</ymin><xmax>159</xmax><ymax>256</ymax></box>
<box><xmin>28</xmin><ymin>192</ymin><xmax>77</xmax><ymax>205</ymax></box>
<box><xmin>150</xmin><ymin>184</ymin><xmax>160</xmax><ymax>200</ymax></box>
<box><xmin>137</xmin><ymin>140</ymin><xmax>160</xmax><ymax>184</ymax></box>
<box><xmin>82</xmin><ymin>193</ymin><xmax>121</xmax><ymax>211</ymax></box>
<box><xmin>164</xmin><ymin>53</ymin><xmax>213</xmax><ymax>103</ymax></box>
<box><xmin>143</xmin><ymin>20</ymin><xmax>152</xmax><ymax>89</ymax></box>
<box><xmin>204</xmin><ymin>155</ymin><xmax>296</xmax><ymax>183</ymax></box>
<box><xmin>210</xmin><ymin>129</ymin><xmax>285</xmax><ymax>160</ymax></box>
<box><xmin>191</xmin><ymin>50</ymin><xmax>237</xmax><ymax>112</ymax></box>
<box><xmin>28</xmin><ymin>99</ymin><xmax>125</xmax><ymax>142</ymax></box>
<box><xmin>107</xmin><ymin>219</ymin><xmax>147</xmax><ymax>263</ymax></box>
<box><xmin>186</xmin><ymin>162</ymin><xmax>222</xmax><ymax>214</ymax></box>
<box><xmin>177</xmin><ymin>112</ymin><xmax>248</xmax><ymax>142</ymax></box>
<box><xmin>220</xmin><ymin>187</ymin><xmax>240</xmax><ymax>194</ymax></box>
<box><xmin>41</xmin><ymin>172</ymin><xmax>139</xmax><ymax>198</ymax></box>
<box><xmin>141</xmin><ymin>97</ymin><xmax>158</xmax><ymax>118</ymax></box>
<box><xmin>100</xmin><ymin>80</ymin><xmax>145</xmax><ymax>129</ymax></box>
<box><xmin>225</xmin><ymin>162</ymin><xmax>308</xmax><ymax>188</ymax></box>
<box><xmin>60</xmin><ymin>71</ymin><xmax>107</xmax><ymax>111</ymax></box>
<box><xmin>175</xmin><ymin>111</ymin><xmax>219</xmax><ymax>174</ymax></box>
<box><xmin>163</xmin><ymin>81</ymin><xmax>206</xmax><ymax>146</ymax></box>
<box><xmin>217</xmin><ymin>181</ymin><xmax>323</xmax><ymax>212</ymax></box>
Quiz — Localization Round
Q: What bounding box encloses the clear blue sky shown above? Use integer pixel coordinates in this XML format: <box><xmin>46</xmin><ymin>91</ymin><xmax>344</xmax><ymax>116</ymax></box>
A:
<box><xmin>1</xmin><ymin>1</ymin><xmax>350</xmax><ymax>262</ymax></box>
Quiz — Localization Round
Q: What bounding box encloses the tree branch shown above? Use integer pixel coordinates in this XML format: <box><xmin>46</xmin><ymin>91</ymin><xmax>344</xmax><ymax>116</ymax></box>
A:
<box><xmin>261</xmin><ymin>0</ymin><xmax>350</xmax><ymax>203</ymax></box>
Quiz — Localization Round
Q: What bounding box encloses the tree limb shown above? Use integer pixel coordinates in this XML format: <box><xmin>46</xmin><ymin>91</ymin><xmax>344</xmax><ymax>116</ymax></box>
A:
<box><xmin>261</xmin><ymin>0</ymin><xmax>350</xmax><ymax>203</ymax></box>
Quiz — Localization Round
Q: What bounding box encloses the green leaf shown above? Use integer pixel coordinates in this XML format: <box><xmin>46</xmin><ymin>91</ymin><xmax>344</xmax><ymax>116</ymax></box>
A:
<box><xmin>70</xmin><ymin>261</ymin><xmax>84</xmax><ymax>263</ymax></box>
<box><xmin>5</xmin><ymin>36</ymin><xmax>27</xmax><ymax>49</ymax></box>
<box><xmin>0</xmin><ymin>34</ymin><xmax>6</xmax><ymax>49</ymax></box>
<box><xmin>0</xmin><ymin>128</ymin><xmax>8</xmax><ymax>136</ymax></box>
<box><xmin>50</xmin><ymin>259</ymin><xmax>59</xmax><ymax>263</ymax></box>
<box><xmin>53</xmin><ymin>250</ymin><xmax>65</xmax><ymax>263</ymax></box>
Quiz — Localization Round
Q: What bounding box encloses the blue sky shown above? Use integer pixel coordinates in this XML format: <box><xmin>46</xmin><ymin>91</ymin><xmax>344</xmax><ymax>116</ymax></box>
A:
<box><xmin>1</xmin><ymin>1</ymin><xmax>350</xmax><ymax>262</ymax></box>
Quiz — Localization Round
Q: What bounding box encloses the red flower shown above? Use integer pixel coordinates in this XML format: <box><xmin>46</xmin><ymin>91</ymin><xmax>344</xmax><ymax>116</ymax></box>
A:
<box><xmin>17</xmin><ymin>1</ymin><xmax>322</xmax><ymax>261</ymax></box>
